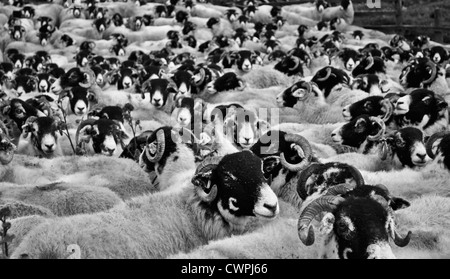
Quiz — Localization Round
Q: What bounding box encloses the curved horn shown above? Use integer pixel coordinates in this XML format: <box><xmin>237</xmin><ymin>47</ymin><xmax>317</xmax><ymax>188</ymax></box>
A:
<box><xmin>324</xmin><ymin>183</ymin><xmax>356</xmax><ymax>196</ymax></box>
<box><xmin>393</xmin><ymin>229</ymin><xmax>412</xmax><ymax>247</ymax></box>
<box><xmin>79</xmin><ymin>67</ymin><xmax>96</xmax><ymax>88</ymax></box>
<box><xmin>422</xmin><ymin>60</ymin><xmax>438</xmax><ymax>86</ymax></box>
<box><xmin>317</xmin><ymin>67</ymin><xmax>332</xmax><ymax>82</ymax></box>
<box><xmin>236</xmin><ymin>77</ymin><xmax>246</xmax><ymax>91</ymax></box>
<box><xmin>191</xmin><ymin>156</ymin><xmax>223</xmax><ymax>203</ymax></box>
<box><xmin>297</xmin><ymin>195</ymin><xmax>345</xmax><ymax>246</ymax></box>
<box><xmin>145</xmin><ymin>129</ymin><xmax>166</xmax><ymax>163</ymax></box>
<box><xmin>365</xmin><ymin>56</ymin><xmax>374</xmax><ymax>70</ymax></box>
<box><xmin>380</xmin><ymin>99</ymin><xmax>394</xmax><ymax>122</ymax></box>
<box><xmin>368</xmin><ymin>117</ymin><xmax>386</xmax><ymax>141</ymax></box>
<box><xmin>288</xmin><ymin>56</ymin><xmax>301</xmax><ymax>71</ymax></box>
<box><xmin>297</xmin><ymin>162</ymin><xmax>364</xmax><ymax>201</ymax></box>
<box><xmin>426</xmin><ymin>131</ymin><xmax>450</xmax><ymax>159</ymax></box>
<box><xmin>280</xmin><ymin>133</ymin><xmax>313</xmax><ymax>172</ymax></box>
<box><xmin>75</xmin><ymin>118</ymin><xmax>97</xmax><ymax>147</ymax></box>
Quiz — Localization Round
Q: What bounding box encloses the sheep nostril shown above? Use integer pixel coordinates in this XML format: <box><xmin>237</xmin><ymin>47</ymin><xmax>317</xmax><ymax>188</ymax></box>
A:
<box><xmin>263</xmin><ymin>203</ymin><xmax>277</xmax><ymax>212</ymax></box>
<box><xmin>45</xmin><ymin>144</ymin><xmax>54</xmax><ymax>149</ymax></box>
<box><xmin>417</xmin><ymin>154</ymin><xmax>426</xmax><ymax>160</ymax></box>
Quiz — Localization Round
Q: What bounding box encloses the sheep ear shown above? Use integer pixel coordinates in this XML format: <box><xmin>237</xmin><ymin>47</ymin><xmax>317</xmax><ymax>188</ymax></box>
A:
<box><xmin>256</xmin><ymin>119</ymin><xmax>270</xmax><ymax>134</ymax></box>
<box><xmin>390</xmin><ymin>197</ymin><xmax>410</xmax><ymax>211</ymax></box>
<box><xmin>354</xmin><ymin>118</ymin><xmax>367</xmax><ymax>133</ymax></box>
<box><xmin>319</xmin><ymin>212</ymin><xmax>336</xmax><ymax>236</ymax></box>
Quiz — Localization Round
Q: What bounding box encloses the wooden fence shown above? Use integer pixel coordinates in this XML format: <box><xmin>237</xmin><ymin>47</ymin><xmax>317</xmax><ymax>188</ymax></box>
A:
<box><xmin>225</xmin><ymin>0</ymin><xmax>449</xmax><ymax>43</ymax></box>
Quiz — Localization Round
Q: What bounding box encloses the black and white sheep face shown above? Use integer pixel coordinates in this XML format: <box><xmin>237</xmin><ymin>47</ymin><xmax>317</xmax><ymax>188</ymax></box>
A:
<box><xmin>37</xmin><ymin>73</ymin><xmax>53</xmax><ymax>93</ymax></box>
<box><xmin>9</xmin><ymin>25</ymin><xmax>25</xmax><ymax>41</ymax></box>
<box><xmin>234</xmin><ymin>50</ymin><xmax>259</xmax><ymax>73</ymax></box>
<box><xmin>214</xmin><ymin>151</ymin><xmax>279</xmax><ymax>220</ymax></box>
<box><xmin>393</xmin><ymin>89</ymin><xmax>443</xmax><ymax>129</ymax></box>
<box><xmin>75</xmin><ymin>50</ymin><xmax>92</xmax><ymax>68</ymax></box>
<box><xmin>63</xmin><ymin>86</ymin><xmax>97</xmax><ymax>116</ymax></box>
<box><xmin>338</xmin><ymin>49</ymin><xmax>361</xmax><ymax>71</ymax></box>
<box><xmin>206</xmin><ymin>72</ymin><xmax>245</xmax><ymax>94</ymax></box>
<box><xmin>173</xmin><ymin>97</ymin><xmax>194</xmax><ymax>128</ymax></box>
<box><xmin>93</xmin><ymin>18</ymin><xmax>111</xmax><ymax>33</ymax></box>
<box><xmin>22</xmin><ymin>117</ymin><xmax>61</xmax><ymax>156</ymax></box>
<box><xmin>142</xmin><ymin>79</ymin><xmax>177</xmax><ymax>109</ymax></box>
<box><xmin>319</xmin><ymin>198</ymin><xmax>396</xmax><ymax>259</ymax></box>
<box><xmin>331</xmin><ymin>115</ymin><xmax>384</xmax><ymax>148</ymax></box>
<box><xmin>0</xmin><ymin>123</ymin><xmax>16</xmax><ymax>165</ymax></box>
<box><xmin>78</xmin><ymin>119</ymin><xmax>128</xmax><ymax>156</ymax></box>
<box><xmin>342</xmin><ymin>95</ymin><xmax>391</xmax><ymax>121</ymax></box>
<box><xmin>13</xmin><ymin>75</ymin><xmax>38</xmax><ymax>95</ymax></box>
<box><xmin>399</xmin><ymin>58</ymin><xmax>438</xmax><ymax>88</ymax></box>
<box><xmin>393</xmin><ymin>127</ymin><xmax>430</xmax><ymax>167</ymax></box>
<box><xmin>351</xmin><ymin>74</ymin><xmax>380</xmax><ymax>95</ymax></box>
<box><xmin>172</xmin><ymin>71</ymin><xmax>192</xmax><ymax>99</ymax></box>
<box><xmin>276</xmin><ymin>81</ymin><xmax>325</xmax><ymax>108</ymax></box>
<box><xmin>430</xmin><ymin>46</ymin><xmax>448</xmax><ymax>65</ymax></box>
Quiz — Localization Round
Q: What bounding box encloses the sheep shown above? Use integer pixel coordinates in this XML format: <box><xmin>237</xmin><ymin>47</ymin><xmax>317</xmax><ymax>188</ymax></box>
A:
<box><xmin>276</xmin><ymin>80</ymin><xmax>367</xmax><ymax>124</ymax></box>
<box><xmin>0</xmin><ymin>154</ymin><xmax>156</xmax><ymax>200</ymax></box>
<box><xmin>137</xmin><ymin>126</ymin><xmax>197</xmax><ymax>193</ymax></box>
<box><xmin>282</xmin><ymin>0</ymin><xmax>328</xmax><ymax>21</ymax></box>
<box><xmin>11</xmin><ymin>151</ymin><xmax>281</xmax><ymax>259</ymax></box>
<box><xmin>0</xmin><ymin>181</ymin><xmax>123</xmax><ymax>217</ymax></box>
<box><xmin>321</xmin><ymin>0</ymin><xmax>355</xmax><ymax>25</ymax></box>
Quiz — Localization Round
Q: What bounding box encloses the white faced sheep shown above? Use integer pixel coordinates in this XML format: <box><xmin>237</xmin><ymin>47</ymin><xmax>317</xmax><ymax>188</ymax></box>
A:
<box><xmin>11</xmin><ymin>150</ymin><xmax>280</xmax><ymax>259</ymax></box>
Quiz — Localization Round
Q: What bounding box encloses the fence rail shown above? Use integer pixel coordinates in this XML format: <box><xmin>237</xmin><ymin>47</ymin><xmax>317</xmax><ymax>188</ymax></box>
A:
<box><xmin>223</xmin><ymin>0</ymin><xmax>448</xmax><ymax>43</ymax></box>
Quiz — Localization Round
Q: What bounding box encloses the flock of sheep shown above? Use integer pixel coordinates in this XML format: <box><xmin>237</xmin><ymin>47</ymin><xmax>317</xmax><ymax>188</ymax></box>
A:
<box><xmin>0</xmin><ymin>0</ymin><xmax>450</xmax><ymax>259</ymax></box>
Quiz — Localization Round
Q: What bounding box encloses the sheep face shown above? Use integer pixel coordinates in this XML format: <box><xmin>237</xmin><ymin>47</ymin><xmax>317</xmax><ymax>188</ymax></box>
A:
<box><xmin>338</xmin><ymin>49</ymin><xmax>361</xmax><ymax>71</ymax></box>
<box><xmin>172</xmin><ymin>70</ymin><xmax>192</xmax><ymax>99</ymax></box>
<box><xmin>351</xmin><ymin>74</ymin><xmax>380</xmax><ymax>95</ymax></box>
<box><xmin>62</xmin><ymin>86</ymin><xmax>97</xmax><ymax>116</ymax></box>
<box><xmin>311</xmin><ymin>67</ymin><xmax>350</xmax><ymax>98</ymax></box>
<box><xmin>77</xmin><ymin>119</ymin><xmax>128</xmax><ymax>156</ymax></box>
<box><xmin>213</xmin><ymin>151</ymin><xmax>279</xmax><ymax>219</ymax></box>
<box><xmin>142</xmin><ymin>79</ymin><xmax>177</xmax><ymax>109</ymax></box>
<box><xmin>399</xmin><ymin>58</ymin><xmax>438</xmax><ymax>88</ymax></box>
<box><xmin>319</xmin><ymin>198</ymin><xmax>396</xmax><ymax>259</ymax></box>
<box><xmin>352</xmin><ymin>56</ymin><xmax>385</xmax><ymax>77</ymax></box>
<box><xmin>22</xmin><ymin>117</ymin><xmax>62</xmax><ymax>156</ymax></box>
<box><xmin>331</xmin><ymin>115</ymin><xmax>383</xmax><ymax>148</ymax></box>
<box><xmin>276</xmin><ymin>81</ymin><xmax>325</xmax><ymax>108</ymax></box>
<box><xmin>391</xmin><ymin>127</ymin><xmax>430</xmax><ymax>167</ymax></box>
<box><xmin>9</xmin><ymin>25</ymin><xmax>25</xmax><ymax>41</ymax></box>
<box><xmin>37</xmin><ymin>73</ymin><xmax>53</xmax><ymax>93</ymax></box>
<box><xmin>206</xmin><ymin>72</ymin><xmax>245</xmax><ymax>94</ymax></box>
<box><xmin>13</xmin><ymin>75</ymin><xmax>38</xmax><ymax>95</ymax></box>
<box><xmin>342</xmin><ymin>96</ymin><xmax>389</xmax><ymax>121</ymax></box>
<box><xmin>430</xmin><ymin>46</ymin><xmax>448</xmax><ymax>65</ymax></box>
<box><xmin>234</xmin><ymin>50</ymin><xmax>259</xmax><ymax>73</ymax></box>
<box><xmin>394</xmin><ymin>89</ymin><xmax>444</xmax><ymax>130</ymax></box>
<box><xmin>173</xmin><ymin>97</ymin><xmax>194</xmax><ymax>129</ymax></box>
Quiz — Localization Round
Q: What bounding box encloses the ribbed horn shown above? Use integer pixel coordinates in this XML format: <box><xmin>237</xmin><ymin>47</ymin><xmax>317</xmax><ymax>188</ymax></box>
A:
<box><xmin>393</xmin><ymin>229</ymin><xmax>412</xmax><ymax>247</ymax></box>
<box><xmin>79</xmin><ymin>67</ymin><xmax>96</xmax><ymax>88</ymax></box>
<box><xmin>297</xmin><ymin>195</ymin><xmax>345</xmax><ymax>246</ymax></box>
<box><xmin>296</xmin><ymin>163</ymin><xmax>324</xmax><ymax>200</ymax></box>
<box><xmin>192</xmin><ymin>156</ymin><xmax>223</xmax><ymax>203</ymax></box>
<box><xmin>380</xmin><ymin>99</ymin><xmax>394</xmax><ymax>122</ymax></box>
<box><xmin>145</xmin><ymin>129</ymin><xmax>166</xmax><ymax>163</ymax></box>
<box><xmin>317</xmin><ymin>67</ymin><xmax>332</xmax><ymax>82</ymax></box>
<box><xmin>324</xmin><ymin>183</ymin><xmax>356</xmax><ymax>196</ymax></box>
<box><xmin>280</xmin><ymin>133</ymin><xmax>313</xmax><ymax>172</ymax></box>
<box><xmin>426</xmin><ymin>131</ymin><xmax>450</xmax><ymax>159</ymax></box>
<box><xmin>368</xmin><ymin>117</ymin><xmax>386</xmax><ymax>141</ymax></box>
<box><xmin>288</xmin><ymin>56</ymin><xmax>301</xmax><ymax>71</ymax></box>
<box><xmin>365</xmin><ymin>56</ymin><xmax>374</xmax><ymax>70</ymax></box>
<box><xmin>422</xmin><ymin>61</ymin><xmax>438</xmax><ymax>86</ymax></box>
<box><xmin>75</xmin><ymin>119</ymin><xmax>97</xmax><ymax>147</ymax></box>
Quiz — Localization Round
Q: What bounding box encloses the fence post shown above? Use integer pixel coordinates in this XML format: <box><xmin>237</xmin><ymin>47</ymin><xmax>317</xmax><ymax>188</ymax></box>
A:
<box><xmin>433</xmin><ymin>8</ymin><xmax>444</xmax><ymax>43</ymax></box>
<box><xmin>395</xmin><ymin>0</ymin><xmax>403</xmax><ymax>34</ymax></box>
